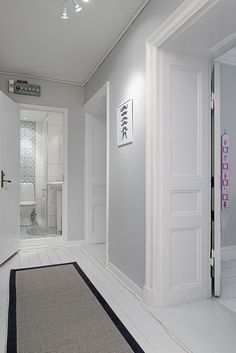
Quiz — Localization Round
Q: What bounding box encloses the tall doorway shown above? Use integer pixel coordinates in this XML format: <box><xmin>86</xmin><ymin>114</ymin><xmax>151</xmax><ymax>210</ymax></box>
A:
<box><xmin>19</xmin><ymin>105</ymin><xmax>68</xmax><ymax>247</ymax></box>
<box><xmin>84</xmin><ymin>83</ymin><xmax>109</xmax><ymax>266</ymax></box>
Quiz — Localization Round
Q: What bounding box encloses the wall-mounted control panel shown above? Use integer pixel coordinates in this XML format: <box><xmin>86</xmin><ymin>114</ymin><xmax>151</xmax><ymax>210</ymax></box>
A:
<box><xmin>8</xmin><ymin>80</ymin><xmax>41</xmax><ymax>97</ymax></box>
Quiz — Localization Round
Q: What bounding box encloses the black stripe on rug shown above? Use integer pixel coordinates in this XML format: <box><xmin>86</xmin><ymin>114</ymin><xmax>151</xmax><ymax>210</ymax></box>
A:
<box><xmin>7</xmin><ymin>262</ymin><xmax>145</xmax><ymax>353</ymax></box>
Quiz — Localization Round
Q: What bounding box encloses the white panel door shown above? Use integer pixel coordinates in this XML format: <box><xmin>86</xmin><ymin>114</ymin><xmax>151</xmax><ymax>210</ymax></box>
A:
<box><xmin>0</xmin><ymin>91</ymin><xmax>20</xmax><ymax>264</ymax></box>
<box><xmin>159</xmin><ymin>51</ymin><xmax>211</xmax><ymax>306</ymax></box>
<box><xmin>212</xmin><ymin>62</ymin><xmax>221</xmax><ymax>296</ymax></box>
<box><xmin>85</xmin><ymin>114</ymin><xmax>106</xmax><ymax>243</ymax></box>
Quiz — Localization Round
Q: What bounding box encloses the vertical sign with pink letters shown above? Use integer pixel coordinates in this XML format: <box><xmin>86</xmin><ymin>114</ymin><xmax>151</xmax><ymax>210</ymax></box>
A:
<box><xmin>222</xmin><ymin>133</ymin><xmax>230</xmax><ymax>210</ymax></box>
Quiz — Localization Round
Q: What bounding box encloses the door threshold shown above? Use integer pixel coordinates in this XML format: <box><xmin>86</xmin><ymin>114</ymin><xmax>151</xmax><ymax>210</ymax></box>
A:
<box><xmin>20</xmin><ymin>236</ymin><xmax>64</xmax><ymax>250</ymax></box>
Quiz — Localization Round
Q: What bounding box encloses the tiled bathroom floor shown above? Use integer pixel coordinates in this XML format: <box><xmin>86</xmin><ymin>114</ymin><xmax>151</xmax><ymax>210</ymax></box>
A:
<box><xmin>20</xmin><ymin>221</ymin><xmax>61</xmax><ymax>239</ymax></box>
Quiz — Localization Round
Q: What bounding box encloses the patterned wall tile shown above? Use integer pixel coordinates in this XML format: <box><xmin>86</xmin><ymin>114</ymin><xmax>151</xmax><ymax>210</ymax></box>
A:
<box><xmin>20</xmin><ymin>121</ymin><xmax>36</xmax><ymax>183</ymax></box>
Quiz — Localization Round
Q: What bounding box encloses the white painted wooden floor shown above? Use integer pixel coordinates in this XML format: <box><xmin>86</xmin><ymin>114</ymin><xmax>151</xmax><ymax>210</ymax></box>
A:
<box><xmin>2</xmin><ymin>245</ymin><xmax>236</xmax><ymax>353</ymax></box>
<box><xmin>0</xmin><ymin>244</ymin><xmax>185</xmax><ymax>353</ymax></box>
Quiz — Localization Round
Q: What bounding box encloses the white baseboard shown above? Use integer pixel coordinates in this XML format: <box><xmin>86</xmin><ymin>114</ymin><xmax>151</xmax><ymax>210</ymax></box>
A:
<box><xmin>20</xmin><ymin>236</ymin><xmax>64</xmax><ymax>250</ymax></box>
<box><xmin>221</xmin><ymin>246</ymin><xmax>236</xmax><ymax>261</ymax></box>
<box><xmin>20</xmin><ymin>236</ymin><xmax>104</xmax><ymax>251</ymax></box>
<box><xmin>143</xmin><ymin>285</ymin><xmax>156</xmax><ymax>307</ymax></box>
<box><xmin>65</xmin><ymin>240</ymin><xmax>87</xmax><ymax>247</ymax></box>
<box><xmin>107</xmin><ymin>261</ymin><xmax>143</xmax><ymax>300</ymax></box>
<box><xmin>20</xmin><ymin>238</ymin><xmax>87</xmax><ymax>250</ymax></box>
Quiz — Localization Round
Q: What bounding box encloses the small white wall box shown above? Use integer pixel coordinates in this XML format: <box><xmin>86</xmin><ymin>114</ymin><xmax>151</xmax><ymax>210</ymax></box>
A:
<box><xmin>8</xmin><ymin>80</ymin><xmax>14</xmax><ymax>93</ymax></box>
<box><xmin>8</xmin><ymin>80</ymin><xmax>41</xmax><ymax>97</ymax></box>
<box><xmin>117</xmin><ymin>99</ymin><xmax>133</xmax><ymax>146</ymax></box>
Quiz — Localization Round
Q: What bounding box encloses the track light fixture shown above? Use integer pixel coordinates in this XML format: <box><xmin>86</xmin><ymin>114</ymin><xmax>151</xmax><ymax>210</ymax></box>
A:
<box><xmin>73</xmin><ymin>0</ymin><xmax>83</xmax><ymax>12</ymax></box>
<box><xmin>61</xmin><ymin>0</ymin><xmax>90</xmax><ymax>19</ymax></box>
<box><xmin>61</xmin><ymin>6</ymin><xmax>68</xmax><ymax>19</ymax></box>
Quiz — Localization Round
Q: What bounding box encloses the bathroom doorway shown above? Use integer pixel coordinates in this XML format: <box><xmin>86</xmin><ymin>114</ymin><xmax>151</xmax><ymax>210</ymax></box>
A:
<box><xmin>19</xmin><ymin>105</ymin><xmax>68</xmax><ymax>245</ymax></box>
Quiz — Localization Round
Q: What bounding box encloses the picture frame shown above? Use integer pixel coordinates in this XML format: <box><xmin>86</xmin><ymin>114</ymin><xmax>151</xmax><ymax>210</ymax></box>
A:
<box><xmin>117</xmin><ymin>99</ymin><xmax>133</xmax><ymax>146</ymax></box>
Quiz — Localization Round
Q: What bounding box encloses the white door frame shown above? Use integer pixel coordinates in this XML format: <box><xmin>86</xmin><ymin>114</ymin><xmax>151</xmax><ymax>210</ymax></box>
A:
<box><xmin>18</xmin><ymin>103</ymin><xmax>68</xmax><ymax>248</ymax></box>
<box><xmin>211</xmin><ymin>61</ymin><xmax>222</xmax><ymax>296</ymax></box>
<box><xmin>83</xmin><ymin>82</ymin><xmax>110</xmax><ymax>267</ymax></box>
<box><xmin>144</xmin><ymin>0</ymin><xmax>236</xmax><ymax>307</ymax></box>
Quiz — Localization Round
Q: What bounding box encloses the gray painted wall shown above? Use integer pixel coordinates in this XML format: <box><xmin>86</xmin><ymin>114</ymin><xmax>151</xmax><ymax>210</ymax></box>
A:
<box><xmin>221</xmin><ymin>63</ymin><xmax>236</xmax><ymax>247</ymax></box>
<box><xmin>0</xmin><ymin>74</ymin><xmax>85</xmax><ymax>241</ymax></box>
<box><xmin>85</xmin><ymin>0</ymin><xmax>183</xmax><ymax>288</ymax></box>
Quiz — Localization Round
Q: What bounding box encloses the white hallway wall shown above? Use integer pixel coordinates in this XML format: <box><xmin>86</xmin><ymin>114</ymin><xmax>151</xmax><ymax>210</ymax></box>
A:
<box><xmin>85</xmin><ymin>0</ymin><xmax>183</xmax><ymax>288</ymax></box>
<box><xmin>0</xmin><ymin>74</ymin><xmax>85</xmax><ymax>241</ymax></box>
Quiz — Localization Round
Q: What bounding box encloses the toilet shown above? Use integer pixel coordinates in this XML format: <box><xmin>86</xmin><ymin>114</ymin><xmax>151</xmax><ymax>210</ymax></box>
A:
<box><xmin>20</xmin><ymin>183</ymin><xmax>36</xmax><ymax>226</ymax></box>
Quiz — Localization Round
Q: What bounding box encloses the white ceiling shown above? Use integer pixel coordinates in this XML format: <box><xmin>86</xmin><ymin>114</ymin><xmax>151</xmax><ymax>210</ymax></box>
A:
<box><xmin>0</xmin><ymin>0</ymin><xmax>148</xmax><ymax>85</ymax></box>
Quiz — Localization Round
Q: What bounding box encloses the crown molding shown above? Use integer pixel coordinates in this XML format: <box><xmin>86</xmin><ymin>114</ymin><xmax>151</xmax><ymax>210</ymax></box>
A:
<box><xmin>0</xmin><ymin>71</ymin><xmax>84</xmax><ymax>86</ymax></box>
<box><xmin>147</xmin><ymin>0</ymin><xmax>220</xmax><ymax>48</ymax></box>
<box><xmin>83</xmin><ymin>0</ymin><xmax>150</xmax><ymax>85</ymax></box>
<box><xmin>210</xmin><ymin>31</ymin><xmax>236</xmax><ymax>60</ymax></box>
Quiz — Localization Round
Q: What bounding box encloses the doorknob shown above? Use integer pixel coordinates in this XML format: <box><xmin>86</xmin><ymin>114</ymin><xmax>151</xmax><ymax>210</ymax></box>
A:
<box><xmin>1</xmin><ymin>171</ymin><xmax>12</xmax><ymax>188</ymax></box>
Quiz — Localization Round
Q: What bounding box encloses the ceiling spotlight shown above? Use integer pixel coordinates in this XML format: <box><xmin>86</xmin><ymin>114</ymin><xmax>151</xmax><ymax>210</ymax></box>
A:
<box><xmin>60</xmin><ymin>0</ymin><xmax>88</xmax><ymax>19</ymax></box>
<box><xmin>73</xmin><ymin>0</ymin><xmax>83</xmax><ymax>12</ymax></box>
<box><xmin>61</xmin><ymin>7</ymin><xmax>68</xmax><ymax>19</ymax></box>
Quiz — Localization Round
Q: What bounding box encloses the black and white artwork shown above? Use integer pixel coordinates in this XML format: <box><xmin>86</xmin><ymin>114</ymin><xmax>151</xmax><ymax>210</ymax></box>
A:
<box><xmin>117</xmin><ymin>99</ymin><xmax>133</xmax><ymax>146</ymax></box>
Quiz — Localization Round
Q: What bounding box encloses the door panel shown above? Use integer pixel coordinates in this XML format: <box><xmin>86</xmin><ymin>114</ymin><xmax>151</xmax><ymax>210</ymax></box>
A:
<box><xmin>85</xmin><ymin>114</ymin><xmax>106</xmax><ymax>243</ymax></box>
<box><xmin>0</xmin><ymin>91</ymin><xmax>20</xmax><ymax>264</ymax></box>
<box><xmin>159</xmin><ymin>52</ymin><xmax>211</xmax><ymax>306</ymax></box>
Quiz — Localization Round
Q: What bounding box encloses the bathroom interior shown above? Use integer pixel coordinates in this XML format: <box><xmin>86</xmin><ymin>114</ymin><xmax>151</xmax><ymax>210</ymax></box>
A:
<box><xmin>20</xmin><ymin>110</ymin><xmax>64</xmax><ymax>239</ymax></box>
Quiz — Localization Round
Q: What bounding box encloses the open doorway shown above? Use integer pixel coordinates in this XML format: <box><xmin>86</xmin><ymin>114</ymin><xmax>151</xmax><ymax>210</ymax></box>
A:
<box><xmin>144</xmin><ymin>0</ymin><xmax>236</xmax><ymax>309</ymax></box>
<box><xmin>212</xmin><ymin>48</ymin><xmax>236</xmax><ymax>310</ymax></box>
<box><xmin>84</xmin><ymin>82</ymin><xmax>109</xmax><ymax>266</ymax></box>
<box><xmin>19</xmin><ymin>105</ymin><xmax>68</xmax><ymax>247</ymax></box>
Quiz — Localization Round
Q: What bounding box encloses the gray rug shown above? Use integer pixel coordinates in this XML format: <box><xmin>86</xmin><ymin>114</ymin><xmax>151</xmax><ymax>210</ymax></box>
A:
<box><xmin>7</xmin><ymin>263</ymin><xmax>144</xmax><ymax>353</ymax></box>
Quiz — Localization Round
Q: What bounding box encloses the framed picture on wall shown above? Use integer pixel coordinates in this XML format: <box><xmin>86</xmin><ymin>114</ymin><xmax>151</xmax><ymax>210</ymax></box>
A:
<box><xmin>117</xmin><ymin>99</ymin><xmax>133</xmax><ymax>146</ymax></box>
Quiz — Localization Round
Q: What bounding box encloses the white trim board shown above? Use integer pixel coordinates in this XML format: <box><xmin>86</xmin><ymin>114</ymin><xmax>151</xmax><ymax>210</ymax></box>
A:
<box><xmin>107</xmin><ymin>261</ymin><xmax>143</xmax><ymax>300</ymax></box>
<box><xmin>18</xmin><ymin>103</ymin><xmax>69</xmax><ymax>247</ymax></box>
